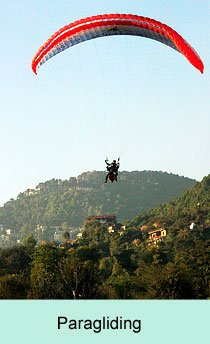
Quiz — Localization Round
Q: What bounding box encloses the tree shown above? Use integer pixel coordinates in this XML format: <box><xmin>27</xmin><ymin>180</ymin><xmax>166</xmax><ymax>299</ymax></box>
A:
<box><xmin>63</xmin><ymin>231</ymin><xmax>70</xmax><ymax>241</ymax></box>
<box><xmin>29</xmin><ymin>245</ymin><xmax>65</xmax><ymax>299</ymax></box>
<box><xmin>0</xmin><ymin>246</ymin><xmax>31</xmax><ymax>276</ymax></box>
<box><xmin>59</xmin><ymin>250</ymin><xmax>99</xmax><ymax>299</ymax></box>
<box><xmin>22</xmin><ymin>234</ymin><xmax>37</xmax><ymax>253</ymax></box>
<box><xmin>0</xmin><ymin>274</ymin><xmax>27</xmax><ymax>299</ymax></box>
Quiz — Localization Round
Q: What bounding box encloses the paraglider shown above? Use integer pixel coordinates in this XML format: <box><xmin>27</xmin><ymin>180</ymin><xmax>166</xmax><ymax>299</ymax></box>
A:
<box><xmin>31</xmin><ymin>13</ymin><xmax>204</xmax><ymax>185</ymax></box>
<box><xmin>104</xmin><ymin>158</ymin><xmax>120</xmax><ymax>183</ymax></box>
<box><xmin>32</xmin><ymin>13</ymin><xmax>204</xmax><ymax>74</ymax></box>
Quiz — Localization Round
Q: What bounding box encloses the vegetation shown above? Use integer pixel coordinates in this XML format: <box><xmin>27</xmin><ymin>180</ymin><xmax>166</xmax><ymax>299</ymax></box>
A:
<box><xmin>0</xmin><ymin>174</ymin><xmax>209</xmax><ymax>300</ymax></box>
<box><xmin>0</xmin><ymin>170</ymin><xmax>195</xmax><ymax>238</ymax></box>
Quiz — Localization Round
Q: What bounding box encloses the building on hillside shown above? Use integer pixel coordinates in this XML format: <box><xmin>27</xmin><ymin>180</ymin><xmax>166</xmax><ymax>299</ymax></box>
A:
<box><xmin>24</xmin><ymin>188</ymin><xmax>37</xmax><ymax>197</ymax></box>
<box><xmin>85</xmin><ymin>215</ymin><xmax>117</xmax><ymax>227</ymax></box>
<box><xmin>77</xmin><ymin>231</ymin><xmax>83</xmax><ymax>239</ymax></box>
<box><xmin>6</xmin><ymin>229</ymin><xmax>12</xmax><ymax>235</ymax></box>
<box><xmin>0</xmin><ymin>227</ymin><xmax>17</xmax><ymax>247</ymax></box>
<box><xmin>53</xmin><ymin>226</ymin><xmax>79</xmax><ymax>243</ymax></box>
<box><xmin>140</xmin><ymin>222</ymin><xmax>162</xmax><ymax>233</ymax></box>
<box><xmin>53</xmin><ymin>226</ymin><xmax>64</xmax><ymax>242</ymax></box>
<box><xmin>148</xmin><ymin>228</ymin><xmax>167</xmax><ymax>245</ymax></box>
<box><xmin>85</xmin><ymin>215</ymin><xmax>125</xmax><ymax>234</ymax></box>
<box><xmin>108</xmin><ymin>222</ymin><xmax>126</xmax><ymax>234</ymax></box>
<box><xmin>189</xmin><ymin>222</ymin><xmax>196</xmax><ymax>230</ymax></box>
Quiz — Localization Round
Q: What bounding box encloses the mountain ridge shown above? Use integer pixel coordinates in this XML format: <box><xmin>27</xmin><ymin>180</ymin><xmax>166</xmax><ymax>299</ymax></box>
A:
<box><xmin>0</xmin><ymin>170</ymin><xmax>196</xmax><ymax>234</ymax></box>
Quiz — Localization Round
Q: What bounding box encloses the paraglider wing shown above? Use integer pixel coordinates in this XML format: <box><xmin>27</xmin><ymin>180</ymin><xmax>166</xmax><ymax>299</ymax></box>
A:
<box><xmin>32</xmin><ymin>13</ymin><xmax>204</xmax><ymax>74</ymax></box>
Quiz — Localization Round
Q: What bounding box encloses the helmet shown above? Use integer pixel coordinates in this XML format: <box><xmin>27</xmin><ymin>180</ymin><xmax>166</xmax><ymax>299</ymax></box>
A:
<box><xmin>113</xmin><ymin>160</ymin><xmax>116</xmax><ymax>163</ymax></box>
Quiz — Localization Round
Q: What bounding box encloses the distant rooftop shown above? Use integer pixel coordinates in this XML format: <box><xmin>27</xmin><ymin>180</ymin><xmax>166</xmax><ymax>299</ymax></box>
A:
<box><xmin>86</xmin><ymin>214</ymin><xmax>116</xmax><ymax>220</ymax></box>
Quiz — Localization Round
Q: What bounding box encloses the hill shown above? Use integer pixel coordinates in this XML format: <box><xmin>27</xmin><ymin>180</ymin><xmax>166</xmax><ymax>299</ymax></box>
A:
<box><xmin>0</xmin><ymin>174</ymin><xmax>209</xmax><ymax>299</ymax></box>
<box><xmin>128</xmin><ymin>173</ymin><xmax>210</xmax><ymax>232</ymax></box>
<box><xmin>0</xmin><ymin>171</ymin><xmax>196</xmax><ymax>235</ymax></box>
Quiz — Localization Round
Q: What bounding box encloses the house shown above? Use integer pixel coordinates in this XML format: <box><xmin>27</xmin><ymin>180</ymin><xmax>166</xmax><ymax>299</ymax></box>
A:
<box><xmin>108</xmin><ymin>222</ymin><xmax>126</xmax><ymax>234</ymax></box>
<box><xmin>53</xmin><ymin>226</ymin><xmax>64</xmax><ymax>242</ymax></box>
<box><xmin>189</xmin><ymin>222</ymin><xmax>195</xmax><ymax>230</ymax></box>
<box><xmin>85</xmin><ymin>215</ymin><xmax>125</xmax><ymax>233</ymax></box>
<box><xmin>148</xmin><ymin>228</ymin><xmax>167</xmax><ymax>245</ymax></box>
<box><xmin>140</xmin><ymin>222</ymin><xmax>162</xmax><ymax>233</ymax></box>
<box><xmin>24</xmin><ymin>188</ymin><xmax>37</xmax><ymax>197</ymax></box>
<box><xmin>85</xmin><ymin>215</ymin><xmax>117</xmax><ymax>227</ymax></box>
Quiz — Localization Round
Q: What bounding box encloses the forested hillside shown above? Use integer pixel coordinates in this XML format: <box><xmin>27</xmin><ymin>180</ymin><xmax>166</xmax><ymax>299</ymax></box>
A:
<box><xmin>0</xmin><ymin>171</ymin><xmax>195</xmax><ymax>234</ymax></box>
<box><xmin>128</xmin><ymin>174</ymin><xmax>210</xmax><ymax>230</ymax></box>
<box><xmin>0</xmin><ymin>174</ymin><xmax>209</xmax><ymax>299</ymax></box>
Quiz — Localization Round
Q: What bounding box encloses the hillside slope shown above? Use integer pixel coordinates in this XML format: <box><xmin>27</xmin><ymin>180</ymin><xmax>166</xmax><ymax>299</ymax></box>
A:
<box><xmin>0</xmin><ymin>170</ymin><xmax>196</xmax><ymax>232</ymax></box>
<box><xmin>0</xmin><ymin>174</ymin><xmax>209</xmax><ymax>299</ymax></box>
<box><xmin>128</xmin><ymin>174</ymin><xmax>210</xmax><ymax>232</ymax></box>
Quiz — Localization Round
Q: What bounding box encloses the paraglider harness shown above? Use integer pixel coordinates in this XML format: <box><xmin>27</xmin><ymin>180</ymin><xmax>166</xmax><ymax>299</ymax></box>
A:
<box><xmin>104</xmin><ymin>158</ymin><xmax>120</xmax><ymax>183</ymax></box>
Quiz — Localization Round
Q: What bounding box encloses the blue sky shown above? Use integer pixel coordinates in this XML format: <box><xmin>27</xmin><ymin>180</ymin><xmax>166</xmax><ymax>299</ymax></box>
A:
<box><xmin>0</xmin><ymin>0</ymin><xmax>209</xmax><ymax>205</ymax></box>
